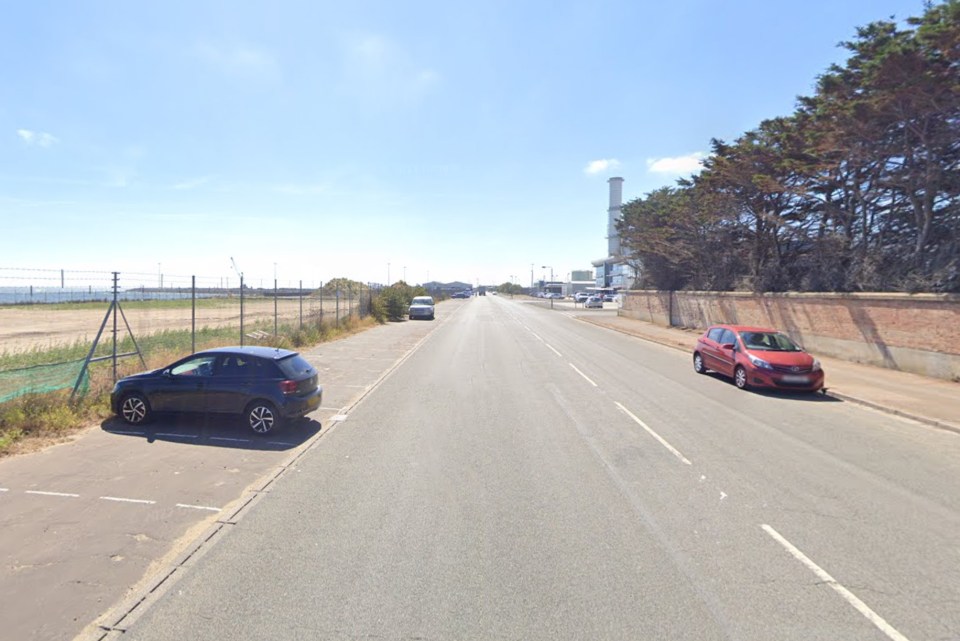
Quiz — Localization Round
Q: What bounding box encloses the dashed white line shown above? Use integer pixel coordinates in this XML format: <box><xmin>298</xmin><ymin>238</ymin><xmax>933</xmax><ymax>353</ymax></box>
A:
<box><xmin>25</xmin><ymin>490</ymin><xmax>79</xmax><ymax>498</ymax></box>
<box><xmin>569</xmin><ymin>363</ymin><xmax>598</xmax><ymax>387</ymax></box>
<box><xmin>100</xmin><ymin>496</ymin><xmax>156</xmax><ymax>505</ymax></box>
<box><xmin>176</xmin><ymin>503</ymin><xmax>221</xmax><ymax>512</ymax></box>
<box><xmin>761</xmin><ymin>524</ymin><xmax>911</xmax><ymax>641</ymax></box>
<box><xmin>545</xmin><ymin>343</ymin><xmax>562</xmax><ymax>357</ymax></box>
<box><xmin>614</xmin><ymin>402</ymin><xmax>692</xmax><ymax>465</ymax></box>
<box><xmin>530</xmin><ymin>332</ymin><xmax>544</xmax><ymax>342</ymax></box>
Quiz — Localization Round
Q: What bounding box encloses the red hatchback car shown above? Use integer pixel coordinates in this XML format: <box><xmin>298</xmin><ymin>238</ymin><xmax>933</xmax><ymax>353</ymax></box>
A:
<box><xmin>693</xmin><ymin>324</ymin><xmax>825</xmax><ymax>392</ymax></box>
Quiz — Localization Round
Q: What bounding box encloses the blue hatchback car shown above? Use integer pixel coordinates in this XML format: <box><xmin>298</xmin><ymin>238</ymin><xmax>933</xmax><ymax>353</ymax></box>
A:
<box><xmin>111</xmin><ymin>346</ymin><xmax>323</xmax><ymax>434</ymax></box>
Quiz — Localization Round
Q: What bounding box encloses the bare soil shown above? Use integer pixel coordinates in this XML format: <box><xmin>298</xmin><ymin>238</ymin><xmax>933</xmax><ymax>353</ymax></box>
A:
<box><xmin>0</xmin><ymin>299</ymin><xmax>350</xmax><ymax>354</ymax></box>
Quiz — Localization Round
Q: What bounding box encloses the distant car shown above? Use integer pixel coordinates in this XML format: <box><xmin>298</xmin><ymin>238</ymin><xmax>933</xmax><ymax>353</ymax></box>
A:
<box><xmin>451</xmin><ymin>291</ymin><xmax>470</xmax><ymax>299</ymax></box>
<box><xmin>574</xmin><ymin>292</ymin><xmax>591</xmax><ymax>303</ymax></box>
<box><xmin>584</xmin><ymin>296</ymin><xmax>603</xmax><ymax>309</ymax></box>
<box><xmin>408</xmin><ymin>295</ymin><xmax>435</xmax><ymax>320</ymax></box>
<box><xmin>111</xmin><ymin>346</ymin><xmax>323</xmax><ymax>434</ymax></box>
<box><xmin>693</xmin><ymin>324</ymin><xmax>825</xmax><ymax>392</ymax></box>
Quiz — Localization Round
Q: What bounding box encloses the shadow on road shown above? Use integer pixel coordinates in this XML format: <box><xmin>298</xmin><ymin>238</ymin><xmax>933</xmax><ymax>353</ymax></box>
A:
<box><xmin>704</xmin><ymin>372</ymin><xmax>843</xmax><ymax>402</ymax></box>
<box><xmin>100</xmin><ymin>414</ymin><xmax>322</xmax><ymax>450</ymax></box>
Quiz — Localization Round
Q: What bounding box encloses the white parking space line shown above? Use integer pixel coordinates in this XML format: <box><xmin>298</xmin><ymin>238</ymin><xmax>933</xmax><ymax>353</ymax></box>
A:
<box><xmin>330</xmin><ymin>414</ymin><xmax>349</xmax><ymax>422</ymax></box>
<box><xmin>209</xmin><ymin>437</ymin><xmax>250</xmax><ymax>443</ymax></box>
<box><xmin>0</xmin><ymin>488</ymin><xmax>8</xmax><ymax>492</ymax></box>
<box><xmin>614</xmin><ymin>402</ymin><xmax>692</xmax><ymax>465</ymax></box>
<box><xmin>569</xmin><ymin>363</ymin><xmax>598</xmax><ymax>387</ymax></box>
<box><xmin>545</xmin><ymin>343</ymin><xmax>562</xmax><ymax>357</ymax></box>
<box><xmin>761</xmin><ymin>524</ymin><xmax>912</xmax><ymax>641</ymax></box>
<box><xmin>176</xmin><ymin>503</ymin><xmax>221</xmax><ymax>512</ymax></box>
<box><xmin>100</xmin><ymin>496</ymin><xmax>156</xmax><ymax>505</ymax></box>
<box><xmin>25</xmin><ymin>490</ymin><xmax>80</xmax><ymax>498</ymax></box>
<box><xmin>267</xmin><ymin>441</ymin><xmax>296</xmax><ymax>447</ymax></box>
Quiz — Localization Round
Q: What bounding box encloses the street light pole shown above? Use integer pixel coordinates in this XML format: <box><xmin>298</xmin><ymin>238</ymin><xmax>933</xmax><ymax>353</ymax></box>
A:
<box><xmin>541</xmin><ymin>265</ymin><xmax>554</xmax><ymax>282</ymax></box>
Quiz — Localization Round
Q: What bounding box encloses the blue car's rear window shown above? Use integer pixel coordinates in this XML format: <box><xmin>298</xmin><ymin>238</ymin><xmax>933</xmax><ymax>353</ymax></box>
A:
<box><xmin>277</xmin><ymin>354</ymin><xmax>315</xmax><ymax>379</ymax></box>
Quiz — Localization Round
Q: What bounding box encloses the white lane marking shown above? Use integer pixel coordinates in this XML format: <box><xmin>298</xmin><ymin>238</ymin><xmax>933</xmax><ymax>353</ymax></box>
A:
<box><xmin>209</xmin><ymin>437</ymin><xmax>250</xmax><ymax>443</ymax></box>
<box><xmin>0</xmin><ymin>488</ymin><xmax>8</xmax><ymax>492</ymax></box>
<box><xmin>569</xmin><ymin>363</ymin><xmax>598</xmax><ymax>387</ymax></box>
<box><xmin>530</xmin><ymin>332</ymin><xmax>544</xmax><ymax>342</ymax></box>
<box><xmin>614</xmin><ymin>402</ymin><xmax>692</xmax><ymax>465</ymax></box>
<box><xmin>318</xmin><ymin>406</ymin><xmax>342</xmax><ymax>411</ymax></box>
<box><xmin>26</xmin><ymin>490</ymin><xmax>80</xmax><ymax>498</ymax></box>
<box><xmin>330</xmin><ymin>414</ymin><xmax>348</xmax><ymax>422</ymax></box>
<box><xmin>100</xmin><ymin>496</ymin><xmax>156</xmax><ymax>505</ymax></box>
<box><xmin>176</xmin><ymin>503</ymin><xmax>221</xmax><ymax>512</ymax></box>
<box><xmin>154</xmin><ymin>433</ymin><xmax>199</xmax><ymax>439</ymax></box>
<box><xmin>761</xmin><ymin>524</ymin><xmax>911</xmax><ymax>641</ymax></box>
<box><xmin>545</xmin><ymin>343</ymin><xmax>562</xmax><ymax>357</ymax></box>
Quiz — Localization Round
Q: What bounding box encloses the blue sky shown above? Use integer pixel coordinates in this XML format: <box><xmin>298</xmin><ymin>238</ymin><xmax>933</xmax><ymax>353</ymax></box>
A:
<box><xmin>1</xmin><ymin>0</ymin><xmax>928</xmax><ymax>289</ymax></box>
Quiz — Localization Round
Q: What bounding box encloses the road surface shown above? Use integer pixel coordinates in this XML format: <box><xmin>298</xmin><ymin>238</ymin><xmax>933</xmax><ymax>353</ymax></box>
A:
<box><xmin>95</xmin><ymin>294</ymin><xmax>960</xmax><ymax>640</ymax></box>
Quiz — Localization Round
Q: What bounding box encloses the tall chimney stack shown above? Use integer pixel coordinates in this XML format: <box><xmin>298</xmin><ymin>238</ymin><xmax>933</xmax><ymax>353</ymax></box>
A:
<box><xmin>607</xmin><ymin>176</ymin><xmax>623</xmax><ymax>257</ymax></box>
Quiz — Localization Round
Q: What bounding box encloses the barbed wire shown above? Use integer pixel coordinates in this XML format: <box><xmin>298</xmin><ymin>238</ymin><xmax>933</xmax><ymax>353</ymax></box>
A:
<box><xmin>0</xmin><ymin>266</ymin><xmax>369</xmax><ymax>304</ymax></box>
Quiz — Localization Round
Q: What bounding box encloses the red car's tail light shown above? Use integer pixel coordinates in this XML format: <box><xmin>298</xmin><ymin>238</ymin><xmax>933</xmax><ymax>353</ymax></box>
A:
<box><xmin>279</xmin><ymin>380</ymin><xmax>298</xmax><ymax>395</ymax></box>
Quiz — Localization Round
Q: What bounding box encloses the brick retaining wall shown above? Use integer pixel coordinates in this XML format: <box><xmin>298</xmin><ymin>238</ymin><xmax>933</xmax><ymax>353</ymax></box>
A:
<box><xmin>620</xmin><ymin>291</ymin><xmax>960</xmax><ymax>381</ymax></box>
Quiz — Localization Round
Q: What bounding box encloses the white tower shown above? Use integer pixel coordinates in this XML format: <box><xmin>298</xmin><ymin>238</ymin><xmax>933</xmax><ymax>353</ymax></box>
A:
<box><xmin>607</xmin><ymin>176</ymin><xmax>623</xmax><ymax>257</ymax></box>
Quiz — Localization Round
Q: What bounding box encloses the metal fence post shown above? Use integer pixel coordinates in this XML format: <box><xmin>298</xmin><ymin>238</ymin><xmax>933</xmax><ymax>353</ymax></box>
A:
<box><xmin>274</xmin><ymin>278</ymin><xmax>278</xmax><ymax>336</ymax></box>
<box><xmin>240</xmin><ymin>275</ymin><xmax>245</xmax><ymax>347</ymax></box>
<box><xmin>299</xmin><ymin>279</ymin><xmax>303</xmax><ymax>331</ymax></box>
<box><xmin>336</xmin><ymin>289</ymin><xmax>340</xmax><ymax>328</ymax></box>
<box><xmin>111</xmin><ymin>272</ymin><xmax>118</xmax><ymax>383</ymax></box>
<box><xmin>191</xmin><ymin>275</ymin><xmax>196</xmax><ymax>353</ymax></box>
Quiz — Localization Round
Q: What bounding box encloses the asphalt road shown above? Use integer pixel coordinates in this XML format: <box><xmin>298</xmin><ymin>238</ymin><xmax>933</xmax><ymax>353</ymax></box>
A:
<box><xmin>80</xmin><ymin>294</ymin><xmax>960</xmax><ymax>641</ymax></box>
<box><xmin>0</xmin><ymin>306</ymin><xmax>449</xmax><ymax>641</ymax></box>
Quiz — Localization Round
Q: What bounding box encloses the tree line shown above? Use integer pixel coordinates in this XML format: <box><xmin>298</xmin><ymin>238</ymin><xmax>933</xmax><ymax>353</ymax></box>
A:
<box><xmin>618</xmin><ymin>1</ymin><xmax>960</xmax><ymax>293</ymax></box>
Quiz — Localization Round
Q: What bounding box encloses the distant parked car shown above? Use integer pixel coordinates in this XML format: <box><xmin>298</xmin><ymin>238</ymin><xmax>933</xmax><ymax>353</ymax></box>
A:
<box><xmin>451</xmin><ymin>291</ymin><xmax>470</xmax><ymax>299</ymax></box>
<box><xmin>693</xmin><ymin>324</ymin><xmax>825</xmax><ymax>392</ymax></box>
<box><xmin>574</xmin><ymin>292</ymin><xmax>591</xmax><ymax>303</ymax></box>
<box><xmin>408</xmin><ymin>295</ymin><xmax>435</xmax><ymax>320</ymax></box>
<box><xmin>111</xmin><ymin>346</ymin><xmax>323</xmax><ymax>434</ymax></box>
<box><xmin>584</xmin><ymin>296</ymin><xmax>603</xmax><ymax>309</ymax></box>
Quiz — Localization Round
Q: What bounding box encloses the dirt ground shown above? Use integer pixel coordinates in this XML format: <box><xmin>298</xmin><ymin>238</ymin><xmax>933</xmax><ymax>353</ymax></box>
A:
<box><xmin>0</xmin><ymin>298</ymin><xmax>355</xmax><ymax>354</ymax></box>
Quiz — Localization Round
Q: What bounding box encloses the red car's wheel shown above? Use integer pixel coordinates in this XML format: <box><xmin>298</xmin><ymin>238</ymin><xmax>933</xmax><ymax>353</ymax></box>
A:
<box><xmin>693</xmin><ymin>352</ymin><xmax>706</xmax><ymax>374</ymax></box>
<box><xmin>734</xmin><ymin>366</ymin><xmax>749</xmax><ymax>390</ymax></box>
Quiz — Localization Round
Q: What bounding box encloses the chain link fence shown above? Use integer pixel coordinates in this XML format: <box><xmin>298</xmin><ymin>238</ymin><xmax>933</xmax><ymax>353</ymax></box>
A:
<box><xmin>0</xmin><ymin>267</ymin><xmax>378</xmax><ymax>402</ymax></box>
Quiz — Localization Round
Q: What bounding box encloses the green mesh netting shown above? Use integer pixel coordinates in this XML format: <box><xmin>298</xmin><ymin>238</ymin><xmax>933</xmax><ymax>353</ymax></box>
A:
<box><xmin>0</xmin><ymin>359</ymin><xmax>89</xmax><ymax>403</ymax></box>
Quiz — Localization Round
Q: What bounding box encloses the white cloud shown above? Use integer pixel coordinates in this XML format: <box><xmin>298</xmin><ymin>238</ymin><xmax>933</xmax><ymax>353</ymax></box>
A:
<box><xmin>339</xmin><ymin>33</ymin><xmax>439</xmax><ymax>103</ymax></box>
<box><xmin>646</xmin><ymin>152</ymin><xmax>706</xmax><ymax>175</ymax></box>
<box><xmin>194</xmin><ymin>42</ymin><xmax>279</xmax><ymax>79</ymax></box>
<box><xmin>584</xmin><ymin>159</ymin><xmax>620</xmax><ymax>175</ymax></box>
<box><xmin>273</xmin><ymin>182</ymin><xmax>329</xmax><ymax>196</ymax></box>
<box><xmin>17</xmin><ymin>129</ymin><xmax>59</xmax><ymax>147</ymax></box>
<box><xmin>172</xmin><ymin>176</ymin><xmax>214</xmax><ymax>190</ymax></box>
